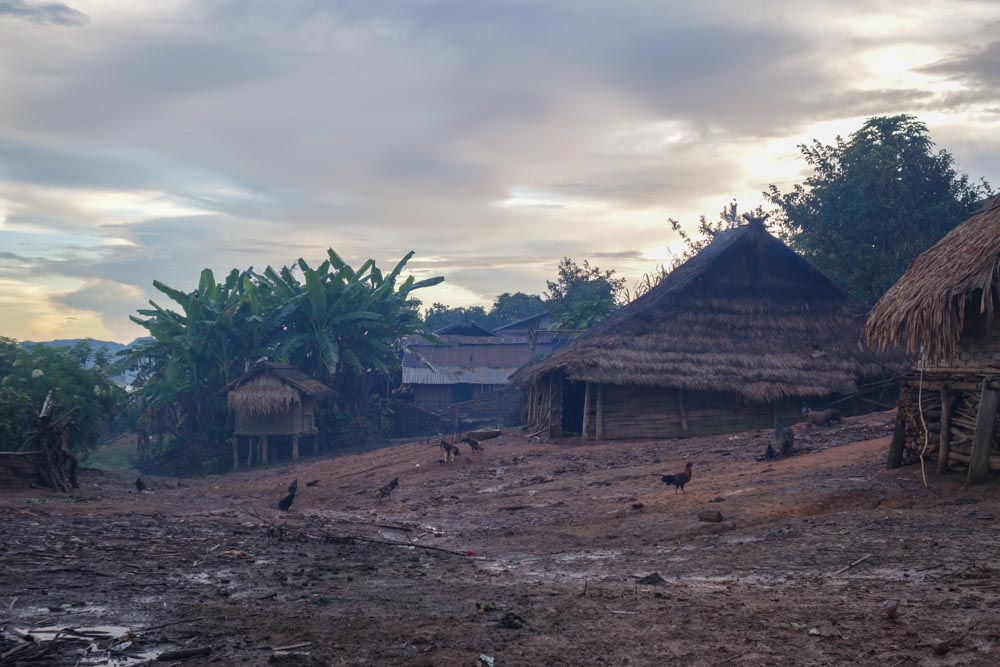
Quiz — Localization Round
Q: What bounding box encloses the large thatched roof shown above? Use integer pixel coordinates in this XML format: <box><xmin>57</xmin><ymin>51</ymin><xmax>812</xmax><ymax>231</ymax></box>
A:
<box><xmin>223</xmin><ymin>361</ymin><xmax>335</xmax><ymax>416</ymax></box>
<box><xmin>866</xmin><ymin>196</ymin><xmax>1000</xmax><ymax>362</ymax></box>
<box><xmin>515</xmin><ymin>220</ymin><xmax>905</xmax><ymax>403</ymax></box>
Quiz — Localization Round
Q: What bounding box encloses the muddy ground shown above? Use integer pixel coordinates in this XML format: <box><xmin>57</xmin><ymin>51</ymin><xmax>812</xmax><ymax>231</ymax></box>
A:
<box><xmin>2</xmin><ymin>411</ymin><xmax>1000</xmax><ymax>666</ymax></box>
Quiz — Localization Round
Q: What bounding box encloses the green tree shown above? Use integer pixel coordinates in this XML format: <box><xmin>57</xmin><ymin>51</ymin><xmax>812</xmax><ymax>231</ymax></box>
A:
<box><xmin>545</xmin><ymin>258</ymin><xmax>626</xmax><ymax>329</ymax></box>
<box><xmin>423</xmin><ymin>303</ymin><xmax>491</xmax><ymax>332</ymax></box>
<box><xmin>767</xmin><ymin>114</ymin><xmax>993</xmax><ymax>302</ymax></box>
<box><xmin>490</xmin><ymin>292</ymin><xmax>546</xmax><ymax>325</ymax></box>
<box><xmin>0</xmin><ymin>338</ymin><xmax>124</xmax><ymax>456</ymax></box>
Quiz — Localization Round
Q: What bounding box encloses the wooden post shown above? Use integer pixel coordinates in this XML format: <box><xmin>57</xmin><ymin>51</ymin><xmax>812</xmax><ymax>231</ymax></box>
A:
<box><xmin>887</xmin><ymin>406</ymin><xmax>905</xmax><ymax>469</ymax></box>
<box><xmin>937</xmin><ymin>387</ymin><xmax>954</xmax><ymax>474</ymax></box>
<box><xmin>247</xmin><ymin>436</ymin><xmax>254</xmax><ymax>467</ymax></box>
<box><xmin>549</xmin><ymin>374</ymin><xmax>564</xmax><ymax>438</ymax></box>
<box><xmin>968</xmin><ymin>380</ymin><xmax>999</xmax><ymax>485</ymax></box>
<box><xmin>261</xmin><ymin>435</ymin><xmax>269</xmax><ymax>465</ymax></box>
<box><xmin>313</xmin><ymin>434</ymin><xmax>319</xmax><ymax>456</ymax></box>
<box><xmin>581</xmin><ymin>382</ymin><xmax>591</xmax><ymax>441</ymax></box>
<box><xmin>595</xmin><ymin>384</ymin><xmax>604</xmax><ymax>441</ymax></box>
<box><xmin>232</xmin><ymin>435</ymin><xmax>239</xmax><ymax>471</ymax></box>
<box><xmin>678</xmin><ymin>389</ymin><xmax>689</xmax><ymax>437</ymax></box>
<box><xmin>292</xmin><ymin>435</ymin><xmax>300</xmax><ymax>461</ymax></box>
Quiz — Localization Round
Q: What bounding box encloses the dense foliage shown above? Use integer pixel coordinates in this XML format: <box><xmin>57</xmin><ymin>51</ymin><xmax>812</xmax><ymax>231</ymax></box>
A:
<box><xmin>422</xmin><ymin>292</ymin><xmax>546</xmax><ymax>332</ymax></box>
<box><xmin>125</xmin><ymin>249</ymin><xmax>442</xmax><ymax>470</ymax></box>
<box><xmin>767</xmin><ymin>115</ymin><xmax>993</xmax><ymax>302</ymax></box>
<box><xmin>545</xmin><ymin>258</ymin><xmax>626</xmax><ymax>329</ymax></box>
<box><xmin>0</xmin><ymin>337</ymin><xmax>124</xmax><ymax>456</ymax></box>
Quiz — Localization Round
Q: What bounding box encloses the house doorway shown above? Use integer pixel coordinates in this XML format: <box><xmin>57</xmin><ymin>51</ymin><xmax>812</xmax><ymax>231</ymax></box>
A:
<box><xmin>561</xmin><ymin>380</ymin><xmax>587</xmax><ymax>435</ymax></box>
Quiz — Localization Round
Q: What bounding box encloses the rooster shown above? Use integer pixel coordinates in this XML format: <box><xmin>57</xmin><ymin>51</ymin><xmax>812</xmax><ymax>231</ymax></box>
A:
<box><xmin>374</xmin><ymin>476</ymin><xmax>399</xmax><ymax>500</ymax></box>
<box><xmin>278</xmin><ymin>478</ymin><xmax>297</xmax><ymax>511</ymax></box>
<box><xmin>661</xmin><ymin>463</ymin><xmax>693</xmax><ymax>494</ymax></box>
<box><xmin>134</xmin><ymin>477</ymin><xmax>146</xmax><ymax>493</ymax></box>
<box><xmin>464</xmin><ymin>437</ymin><xmax>484</xmax><ymax>453</ymax></box>
<box><xmin>440</xmin><ymin>440</ymin><xmax>461</xmax><ymax>463</ymax></box>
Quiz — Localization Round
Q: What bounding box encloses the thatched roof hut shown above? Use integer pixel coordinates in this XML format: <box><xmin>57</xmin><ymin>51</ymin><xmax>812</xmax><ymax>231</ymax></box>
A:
<box><xmin>866</xmin><ymin>196</ymin><xmax>1000</xmax><ymax>363</ymax></box>
<box><xmin>517</xmin><ymin>219</ymin><xmax>905</xmax><ymax>440</ymax></box>
<box><xmin>866</xmin><ymin>196</ymin><xmax>1000</xmax><ymax>484</ymax></box>
<box><xmin>222</xmin><ymin>361</ymin><xmax>334</xmax><ymax>469</ymax></box>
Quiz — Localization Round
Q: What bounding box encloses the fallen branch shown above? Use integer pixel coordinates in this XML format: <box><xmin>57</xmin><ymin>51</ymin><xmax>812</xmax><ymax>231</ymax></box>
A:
<box><xmin>829</xmin><ymin>554</ymin><xmax>872</xmax><ymax>576</ymax></box>
<box><xmin>341</xmin><ymin>534</ymin><xmax>474</xmax><ymax>558</ymax></box>
<box><xmin>155</xmin><ymin>646</ymin><xmax>212</xmax><ymax>661</ymax></box>
<box><xmin>137</xmin><ymin>616</ymin><xmax>205</xmax><ymax>635</ymax></box>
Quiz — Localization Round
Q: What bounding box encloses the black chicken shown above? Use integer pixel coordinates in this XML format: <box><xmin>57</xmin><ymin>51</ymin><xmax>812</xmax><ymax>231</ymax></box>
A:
<box><xmin>278</xmin><ymin>479</ymin><xmax>297</xmax><ymax>511</ymax></box>
<box><xmin>135</xmin><ymin>477</ymin><xmax>146</xmax><ymax>493</ymax></box>
<box><xmin>661</xmin><ymin>463</ymin><xmax>693</xmax><ymax>494</ymax></box>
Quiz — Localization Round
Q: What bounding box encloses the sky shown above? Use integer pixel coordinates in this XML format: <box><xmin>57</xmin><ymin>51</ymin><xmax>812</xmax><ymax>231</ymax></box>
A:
<box><xmin>1</xmin><ymin>0</ymin><xmax>999</xmax><ymax>343</ymax></box>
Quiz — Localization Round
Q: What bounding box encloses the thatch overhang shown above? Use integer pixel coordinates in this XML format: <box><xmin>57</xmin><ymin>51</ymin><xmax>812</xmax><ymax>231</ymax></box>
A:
<box><xmin>515</xmin><ymin>220</ymin><xmax>907</xmax><ymax>403</ymax></box>
<box><xmin>866</xmin><ymin>196</ymin><xmax>1000</xmax><ymax>363</ymax></box>
<box><xmin>222</xmin><ymin>361</ymin><xmax>335</xmax><ymax>416</ymax></box>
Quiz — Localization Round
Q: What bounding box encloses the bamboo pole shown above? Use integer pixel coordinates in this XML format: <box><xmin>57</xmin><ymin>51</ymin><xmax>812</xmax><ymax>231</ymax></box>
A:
<box><xmin>595</xmin><ymin>384</ymin><xmax>604</xmax><ymax>442</ymax></box>
<box><xmin>968</xmin><ymin>380</ymin><xmax>999</xmax><ymax>485</ymax></box>
<box><xmin>678</xmin><ymin>390</ymin><xmax>689</xmax><ymax>437</ymax></box>
<box><xmin>581</xmin><ymin>382</ymin><xmax>591</xmax><ymax>441</ymax></box>
<box><xmin>937</xmin><ymin>387</ymin><xmax>954</xmax><ymax>474</ymax></box>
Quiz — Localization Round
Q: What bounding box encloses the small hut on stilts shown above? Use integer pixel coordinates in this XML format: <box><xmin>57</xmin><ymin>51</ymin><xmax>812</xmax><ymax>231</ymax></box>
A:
<box><xmin>222</xmin><ymin>362</ymin><xmax>335</xmax><ymax>470</ymax></box>
<box><xmin>867</xmin><ymin>196</ymin><xmax>1000</xmax><ymax>484</ymax></box>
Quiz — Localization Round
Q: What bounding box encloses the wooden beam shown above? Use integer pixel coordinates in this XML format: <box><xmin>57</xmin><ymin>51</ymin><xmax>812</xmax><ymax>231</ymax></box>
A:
<box><xmin>937</xmin><ymin>387</ymin><xmax>954</xmax><ymax>474</ymax></box>
<box><xmin>581</xmin><ymin>382</ymin><xmax>591</xmax><ymax>442</ymax></box>
<box><xmin>247</xmin><ymin>436</ymin><xmax>254</xmax><ymax>467</ymax></box>
<box><xmin>887</xmin><ymin>406</ymin><xmax>905</xmax><ymax>469</ymax></box>
<box><xmin>595</xmin><ymin>384</ymin><xmax>604</xmax><ymax>442</ymax></box>
<box><xmin>232</xmin><ymin>435</ymin><xmax>239</xmax><ymax>471</ymax></box>
<box><xmin>678</xmin><ymin>390</ymin><xmax>689</xmax><ymax>437</ymax></box>
<box><xmin>261</xmin><ymin>435</ymin><xmax>269</xmax><ymax>465</ymax></box>
<box><xmin>292</xmin><ymin>435</ymin><xmax>300</xmax><ymax>461</ymax></box>
<box><xmin>968</xmin><ymin>380</ymin><xmax>999</xmax><ymax>485</ymax></box>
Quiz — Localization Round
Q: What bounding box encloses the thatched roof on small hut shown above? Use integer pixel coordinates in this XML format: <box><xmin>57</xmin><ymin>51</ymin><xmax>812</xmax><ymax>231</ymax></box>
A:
<box><xmin>866</xmin><ymin>196</ymin><xmax>1000</xmax><ymax>362</ymax></box>
<box><xmin>223</xmin><ymin>361</ymin><xmax>335</xmax><ymax>416</ymax></box>
<box><xmin>515</xmin><ymin>220</ymin><xmax>905</xmax><ymax>403</ymax></box>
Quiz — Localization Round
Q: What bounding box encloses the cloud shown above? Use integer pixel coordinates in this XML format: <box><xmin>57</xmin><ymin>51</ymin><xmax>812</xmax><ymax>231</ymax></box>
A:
<box><xmin>0</xmin><ymin>0</ymin><xmax>87</xmax><ymax>26</ymax></box>
<box><xmin>0</xmin><ymin>1</ymin><xmax>999</xmax><ymax>341</ymax></box>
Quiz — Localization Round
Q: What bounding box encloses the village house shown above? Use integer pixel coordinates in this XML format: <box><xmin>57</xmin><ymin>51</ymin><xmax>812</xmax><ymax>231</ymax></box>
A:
<box><xmin>867</xmin><ymin>196</ymin><xmax>1000</xmax><ymax>484</ymax></box>
<box><xmin>515</xmin><ymin>218</ymin><xmax>906</xmax><ymax>440</ymax></box>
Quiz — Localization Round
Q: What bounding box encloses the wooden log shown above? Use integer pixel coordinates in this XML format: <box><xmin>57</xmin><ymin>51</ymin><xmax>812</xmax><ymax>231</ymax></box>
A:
<box><xmin>968</xmin><ymin>381</ymin><xmax>999</xmax><ymax>485</ymax></box>
<box><xmin>581</xmin><ymin>382</ymin><xmax>591</xmax><ymax>442</ymax></box>
<box><xmin>595</xmin><ymin>384</ymin><xmax>604</xmax><ymax>442</ymax></box>
<box><xmin>888</xmin><ymin>406</ymin><xmax>906</xmax><ymax>469</ymax></box>
<box><xmin>938</xmin><ymin>388</ymin><xmax>954</xmax><ymax>474</ymax></box>
<box><xmin>678</xmin><ymin>390</ymin><xmax>689</xmax><ymax>437</ymax></box>
<box><xmin>949</xmin><ymin>451</ymin><xmax>1000</xmax><ymax>472</ymax></box>
<box><xmin>156</xmin><ymin>646</ymin><xmax>212</xmax><ymax>661</ymax></box>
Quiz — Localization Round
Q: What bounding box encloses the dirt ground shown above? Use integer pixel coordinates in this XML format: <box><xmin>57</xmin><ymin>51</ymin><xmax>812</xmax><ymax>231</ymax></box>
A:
<box><xmin>2</xmin><ymin>411</ymin><xmax>1000</xmax><ymax>666</ymax></box>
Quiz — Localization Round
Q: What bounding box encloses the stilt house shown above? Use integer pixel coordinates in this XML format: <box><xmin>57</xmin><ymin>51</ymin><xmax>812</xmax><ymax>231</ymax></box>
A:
<box><xmin>867</xmin><ymin>196</ymin><xmax>1000</xmax><ymax>484</ymax></box>
<box><xmin>223</xmin><ymin>361</ymin><xmax>335</xmax><ymax>469</ymax></box>
<box><xmin>516</xmin><ymin>219</ymin><xmax>904</xmax><ymax>440</ymax></box>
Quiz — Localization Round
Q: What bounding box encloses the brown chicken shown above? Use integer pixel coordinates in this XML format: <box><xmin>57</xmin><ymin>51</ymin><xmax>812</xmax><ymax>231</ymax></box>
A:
<box><xmin>440</xmin><ymin>440</ymin><xmax>461</xmax><ymax>463</ymax></box>
<box><xmin>374</xmin><ymin>477</ymin><xmax>399</xmax><ymax>500</ymax></box>
<box><xmin>661</xmin><ymin>463</ymin><xmax>693</xmax><ymax>494</ymax></box>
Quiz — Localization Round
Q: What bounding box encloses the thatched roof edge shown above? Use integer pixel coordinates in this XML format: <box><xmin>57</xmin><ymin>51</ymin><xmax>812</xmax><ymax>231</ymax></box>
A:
<box><xmin>866</xmin><ymin>196</ymin><xmax>1000</xmax><ymax>361</ymax></box>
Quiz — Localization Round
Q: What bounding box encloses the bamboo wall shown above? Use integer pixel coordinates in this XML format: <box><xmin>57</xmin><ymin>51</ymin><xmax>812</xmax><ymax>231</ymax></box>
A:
<box><xmin>234</xmin><ymin>398</ymin><xmax>317</xmax><ymax>436</ymax></box>
<box><xmin>523</xmin><ymin>376</ymin><xmax>805</xmax><ymax>440</ymax></box>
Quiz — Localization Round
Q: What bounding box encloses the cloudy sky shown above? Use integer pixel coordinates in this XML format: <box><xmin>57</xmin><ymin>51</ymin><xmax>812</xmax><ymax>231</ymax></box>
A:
<box><xmin>1</xmin><ymin>0</ymin><xmax>998</xmax><ymax>342</ymax></box>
